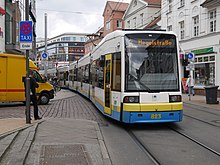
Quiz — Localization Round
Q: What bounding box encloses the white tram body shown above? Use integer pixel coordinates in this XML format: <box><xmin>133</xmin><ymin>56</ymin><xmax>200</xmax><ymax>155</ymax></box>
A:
<box><xmin>69</xmin><ymin>61</ymin><xmax>78</xmax><ymax>91</ymax></box>
<box><xmin>57</xmin><ymin>65</ymin><xmax>69</xmax><ymax>88</ymax></box>
<box><xmin>69</xmin><ymin>30</ymin><xmax>183</xmax><ymax>123</ymax></box>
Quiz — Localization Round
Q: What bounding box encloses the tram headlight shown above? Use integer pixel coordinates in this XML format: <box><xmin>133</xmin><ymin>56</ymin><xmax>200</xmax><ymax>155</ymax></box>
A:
<box><xmin>123</xmin><ymin>96</ymin><xmax>139</xmax><ymax>103</ymax></box>
<box><xmin>169</xmin><ymin>95</ymin><xmax>182</xmax><ymax>102</ymax></box>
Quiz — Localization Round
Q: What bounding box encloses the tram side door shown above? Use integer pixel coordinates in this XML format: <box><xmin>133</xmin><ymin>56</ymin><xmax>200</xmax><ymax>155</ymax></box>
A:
<box><xmin>104</xmin><ymin>54</ymin><xmax>112</xmax><ymax>115</ymax></box>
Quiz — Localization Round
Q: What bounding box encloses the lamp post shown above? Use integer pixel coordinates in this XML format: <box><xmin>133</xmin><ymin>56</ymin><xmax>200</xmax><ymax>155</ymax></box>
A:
<box><xmin>25</xmin><ymin>0</ymin><xmax>31</xmax><ymax>124</ymax></box>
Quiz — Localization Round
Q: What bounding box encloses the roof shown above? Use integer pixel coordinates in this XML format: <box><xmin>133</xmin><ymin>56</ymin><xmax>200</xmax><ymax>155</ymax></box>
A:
<box><xmin>142</xmin><ymin>0</ymin><xmax>161</xmax><ymax>5</ymax></box>
<box><xmin>103</xmin><ymin>1</ymin><xmax>129</xmax><ymax>16</ymax></box>
<box><xmin>200</xmin><ymin>0</ymin><xmax>220</xmax><ymax>7</ymax></box>
<box><xmin>144</xmin><ymin>16</ymin><xmax>161</xmax><ymax>29</ymax></box>
<box><xmin>123</xmin><ymin>0</ymin><xmax>161</xmax><ymax>20</ymax></box>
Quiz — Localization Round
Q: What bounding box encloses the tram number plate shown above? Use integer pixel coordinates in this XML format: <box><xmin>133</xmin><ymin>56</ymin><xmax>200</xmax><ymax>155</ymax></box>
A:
<box><xmin>151</xmin><ymin>114</ymin><xmax>162</xmax><ymax>119</ymax></box>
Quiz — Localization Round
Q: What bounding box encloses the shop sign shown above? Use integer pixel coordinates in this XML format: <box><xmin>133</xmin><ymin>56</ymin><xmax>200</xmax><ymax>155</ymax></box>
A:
<box><xmin>0</xmin><ymin>7</ymin><xmax>6</xmax><ymax>15</ymax></box>
<box><xmin>192</xmin><ymin>47</ymin><xmax>214</xmax><ymax>55</ymax></box>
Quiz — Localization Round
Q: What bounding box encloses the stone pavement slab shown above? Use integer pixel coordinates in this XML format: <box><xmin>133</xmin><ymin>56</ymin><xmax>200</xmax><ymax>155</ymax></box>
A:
<box><xmin>0</xmin><ymin>118</ymin><xmax>28</xmax><ymax>135</ymax></box>
<box><xmin>25</xmin><ymin>118</ymin><xmax>110</xmax><ymax>165</ymax></box>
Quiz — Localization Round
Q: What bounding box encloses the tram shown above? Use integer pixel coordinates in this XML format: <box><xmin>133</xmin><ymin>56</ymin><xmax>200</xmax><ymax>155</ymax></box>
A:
<box><xmin>69</xmin><ymin>30</ymin><xmax>183</xmax><ymax>123</ymax></box>
<box><xmin>57</xmin><ymin>65</ymin><xmax>69</xmax><ymax>88</ymax></box>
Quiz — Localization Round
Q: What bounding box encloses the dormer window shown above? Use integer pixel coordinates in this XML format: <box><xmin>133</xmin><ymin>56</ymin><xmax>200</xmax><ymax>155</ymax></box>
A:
<box><xmin>134</xmin><ymin>0</ymin><xmax>137</xmax><ymax>7</ymax></box>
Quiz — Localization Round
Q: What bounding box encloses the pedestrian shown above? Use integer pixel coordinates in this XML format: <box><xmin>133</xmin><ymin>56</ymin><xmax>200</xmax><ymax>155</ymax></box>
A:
<box><xmin>24</xmin><ymin>70</ymin><xmax>42</xmax><ymax>120</ymax></box>
<box><xmin>186</xmin><ymin>74</ymin><xmax>195</xmax><ymax>96</ymax></box>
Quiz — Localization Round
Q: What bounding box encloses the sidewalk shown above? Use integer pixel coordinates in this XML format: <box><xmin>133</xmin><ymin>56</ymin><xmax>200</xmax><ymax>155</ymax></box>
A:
<box><xmin>1</xmin><ymin>91</ymin><xmax>220</xmax><ymax>134</ymax></box>
<box><xmin>0</xmin><ymin>92</ymin><xmax>219</xmax><ymax>135</ymax></box>
<box><xmin>0</xmin><ymin>91</ymin><xmax>219</xmax><ymax>164</ymax></box>
<box><xmin>0</xmin><ymin>89</ymin><xmax>76</xmax><ymax>135</ymax></box>
<box><xmin>182</xmin><ymin>93</ymin><xmax>220</xmax><ymax>110</ymax></box>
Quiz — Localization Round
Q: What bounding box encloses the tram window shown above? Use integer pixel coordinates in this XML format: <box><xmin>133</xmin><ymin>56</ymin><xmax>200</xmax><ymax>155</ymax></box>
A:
<box><xmin>112</xmin><ymin>52</ymin><xmax>121</xmax><ymax>91</ymax></box>
<box><xmin>73</xmin><ymin>68</ymin><xmax>77</xmax><ymax>81</ymax></box>
<box><xmin>91</xmin><ymin>61</ymin><xmax>97</xmax><ymax>86</ymax></box>
<box><xmin>83</xmin><ymin>65</ymin><xmax>89</xmax><ymax>83</ymax></box>
<box><xmin>78</xmin><ymin>67</ymin><xmax>82</xmax><ymax>82</ymax></box>
<box><xmin>96</xmin><ymin>59</ymin><xmax>104</xmax><ymax>89</ymax></box>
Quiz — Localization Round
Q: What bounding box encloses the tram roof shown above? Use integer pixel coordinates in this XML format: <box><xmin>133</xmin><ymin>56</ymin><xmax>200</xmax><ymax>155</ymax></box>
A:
<box><xmin>91</xmin><ymin>30</ymin><xmax>177</xmax><ymax>54</ymax></box>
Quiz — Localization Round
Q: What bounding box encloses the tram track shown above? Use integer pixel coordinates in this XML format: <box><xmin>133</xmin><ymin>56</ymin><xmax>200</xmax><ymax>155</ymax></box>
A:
<box><xmin>183</xmin><ymin>114</ymin><xmax>220</xmax><ymax>128</ymax></box>
<box><xmin>124</xmin><ymin>122</ymin><xmax>220</xmax><ymax>165</ymax></box>
<box><xmin>126</xmin><ymin>128</ymin><xmax>161</xmax><ymax>165</ymax></box>
<box><xmin>184</xmin><ymin>103</ymin><xmax>220</xmax><ymax>116</ymax></box>
<box><xmin>167</xmin><ymin>125</ymin><xmax>220</xmax><ymax>157</ymax></box>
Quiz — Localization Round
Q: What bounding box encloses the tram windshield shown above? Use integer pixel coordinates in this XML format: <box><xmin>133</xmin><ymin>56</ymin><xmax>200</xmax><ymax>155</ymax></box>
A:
<box><xmin>125</xmin><ymin>33</ymin><xmax>179</xmax><ymax>92</ymax></box>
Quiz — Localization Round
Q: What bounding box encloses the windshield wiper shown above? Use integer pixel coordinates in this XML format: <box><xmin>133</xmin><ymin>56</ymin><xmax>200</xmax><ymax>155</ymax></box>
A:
<box><xmin>138</xmin><ymin>81</ymin><xmax>152</xmax><ymax>92</ymax></box>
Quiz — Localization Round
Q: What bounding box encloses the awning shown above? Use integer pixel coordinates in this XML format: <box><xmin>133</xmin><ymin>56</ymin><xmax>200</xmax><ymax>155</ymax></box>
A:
<box><xmin>0</xmin><ymin>7</ymin><xmax>6</xmax><ymax>15</ymax></box>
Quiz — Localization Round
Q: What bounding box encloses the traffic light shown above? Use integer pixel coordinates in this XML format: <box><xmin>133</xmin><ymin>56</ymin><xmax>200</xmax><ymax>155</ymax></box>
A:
<box><xmin>182</xmin><ymin>55</ymin><xmax>189</xmax><ymax>66</ymax></box>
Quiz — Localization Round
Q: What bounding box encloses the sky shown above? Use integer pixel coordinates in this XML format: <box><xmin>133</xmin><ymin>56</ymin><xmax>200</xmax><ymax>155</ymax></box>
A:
<box><xmin>36</xmin><ymin>0</ymin><xmax>131</xmax><ymax>39</ymax></box>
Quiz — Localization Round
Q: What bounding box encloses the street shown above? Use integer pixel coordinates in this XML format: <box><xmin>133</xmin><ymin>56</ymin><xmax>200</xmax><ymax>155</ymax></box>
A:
<box><xmin>0</xmin><ymin>89</ymin><xmax>220</xmax><ymax>165</ymax></box>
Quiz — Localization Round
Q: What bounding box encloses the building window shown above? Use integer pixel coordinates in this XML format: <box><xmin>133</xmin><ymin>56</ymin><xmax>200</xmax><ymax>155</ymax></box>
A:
<box><xmin>167</xmin><ymin>25</ymin><xmax>172</xmax><ymax>31</ymax></box>
<box><xmin>179</xmin><ymin>21</ymin><xmax>184</xmax><ymax>39</ymax></box>
<box><xmin>106</xmin><ymin>21</ymin><xmax>110</xmax><ymax>30</ymax></box>
<box><xmin>140</xmin><ymin>13</ymin><xmax>144</xmax><ymax>26</ymax></box>
<box><xmin>117</xmin><ymin>19</ymin><xmax>122</xmax><ymax>28</ymax></box>
<box><xmin>133</xmin><ymin>17</ymin><xmax>136</xmax><ymax>28</ymax></box>
<box><xmin>193</xmin><ymin>15</ymin><xmax>199</xmax><ymax>36</ymax></box>
<box><xmin>127</xmin><ymin>20</ymin><xmax>130</xmax><ymax>28</ymax></box>
<box><xmin>133</xmin><ymin>0</ymin><xmax>137</xmax><ymax>7</ymax></box>
<box><xmin>61</xmin><ymin>37</ymin><xmax>71</xmax><ymax>41</ymax></box>
<box><xmin>80</xmin><ymin>37</ymin><xmax>85</xmax><ymax>42</ymax></box>
<box><xmin>180</xmin><ymin>0</ymin><xmax>185</xmax><ymax>7</ymax></box>
<box><xmin>209</xmin><ymin>9</ymin><xmax>216</xmax><ymax>32</ymax></box>
<box><xmin>168</xmin><ymin>0</ymin><xmax>172</xmax><ymax>13</ymax></box>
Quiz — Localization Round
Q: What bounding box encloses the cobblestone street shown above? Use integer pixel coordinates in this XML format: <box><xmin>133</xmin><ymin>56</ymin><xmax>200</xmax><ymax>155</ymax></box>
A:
<box><xmin>0</xmin><ymin>90</ymin><xmax>107</xmax><ymax>125</ymax></box>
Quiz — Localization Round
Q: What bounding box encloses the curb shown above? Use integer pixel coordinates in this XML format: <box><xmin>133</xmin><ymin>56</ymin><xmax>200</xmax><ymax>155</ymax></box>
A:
<box><xmin>95</xmin><ymin>123</ymin><xmax>112</xmax><ymax>165</ymax></box>
<box><xmin>0</xmin><ymin>119</ymin><xmax>45</xmax><ymax>140</ymax></box>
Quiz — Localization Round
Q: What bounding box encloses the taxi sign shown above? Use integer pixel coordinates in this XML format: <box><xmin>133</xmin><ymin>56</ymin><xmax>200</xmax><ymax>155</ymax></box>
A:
<box><xmin>20</xmin><ymin>21</ymin><xmax>33</xmax><ymax>50</ymax></box>
<box><xmin>20</xmin><ymin>21</ymin><xmax>33</xmax><ymax>42</ymax></box>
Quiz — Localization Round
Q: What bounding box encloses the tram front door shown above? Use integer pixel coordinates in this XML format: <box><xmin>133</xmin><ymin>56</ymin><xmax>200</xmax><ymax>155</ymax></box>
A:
<box><xmin>104</xmin><ymin>54</ymin><xmax>112</xmax><ymax>115</ymax></box>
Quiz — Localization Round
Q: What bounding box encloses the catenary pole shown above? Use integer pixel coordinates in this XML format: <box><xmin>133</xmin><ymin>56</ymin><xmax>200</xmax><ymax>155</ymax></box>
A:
<box><xmin>44</xmin><ymin>13</ymin><xmax>48</xmax><ymax>77</ymax></box>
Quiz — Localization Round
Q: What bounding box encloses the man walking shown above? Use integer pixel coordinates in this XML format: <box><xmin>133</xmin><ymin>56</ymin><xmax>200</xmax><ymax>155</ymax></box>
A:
<box><xmin>24</xmin><ymin>70</ymin><xmax>42</xmax><ymax>120</ymax></box>
<box><xmin>186</xmin><ymin>75</ymin><xmax>195</xmax><ymax>96</ymax></box>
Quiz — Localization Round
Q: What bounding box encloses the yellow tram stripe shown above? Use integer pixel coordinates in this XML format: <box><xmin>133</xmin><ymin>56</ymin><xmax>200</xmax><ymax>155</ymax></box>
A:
<box><xmin>124</xmin><ymin>102</ymin><xmax>183</xmax><ymax>112</ymax></box>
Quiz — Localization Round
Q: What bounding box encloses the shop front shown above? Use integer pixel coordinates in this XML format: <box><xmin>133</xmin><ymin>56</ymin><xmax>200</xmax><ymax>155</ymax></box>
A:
<box><xmin>191</xmin><ymin>47</ymin><xmax>218</xmax><ymax>96</ymax></box>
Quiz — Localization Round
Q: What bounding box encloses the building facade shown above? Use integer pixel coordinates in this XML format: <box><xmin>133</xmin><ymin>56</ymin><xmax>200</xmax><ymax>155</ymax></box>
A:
<box><xmin>103</xmin><ymin>1</ymin><xmax>129</xmax><ymax>36</ymax></box>
<box><xmin>36</xmin><ymin>33</ymin><xmax>88</xmax><ymax>69</ymax></box>
<box><xmin>0</xmin><ymin>0</ymin><xmax>35</xmax><ymax>55</ymax></box>
<box><xmin>85</xmin><ymin>1</ymin><xmax>129</xmax><ymax>55</ymax></box>
<box><xmin>123</xmin><ymin>0</ymin><xmax>161</xmax><ymax>29</ymax></box>
<box><xmin>84</xmin><ymin>27</ymin><xmax>104</xmax><ymax>55</ymax></box>
<box><xmin>161</xmin><ymin>0</ymin><xmax>220</xmax><ymax>94</ymax></box>
<box><xmin>5</xmin><ymin>0</ymin><xmax>22</xmax><ymax>54</ymax></box>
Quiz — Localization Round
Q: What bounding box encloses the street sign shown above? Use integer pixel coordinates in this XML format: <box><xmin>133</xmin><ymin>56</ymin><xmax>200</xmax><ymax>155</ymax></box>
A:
<box><xmin>20</xmin><ymin>43</ymin><xmax>32</xmax><ymax>50</ymax></box>
<box><xmin>187</xmin><ymin>52</ymin><xmax>194</xmax><ymax>60</ymax></box>
<box><xmin>20</xmin><ymin>21</ymin><xmax>33</xmax><ymax>42</ymax></box>
<box><xmin>20</xmin><ymin>21</ymin><xmax>33</xmax><ymax>50</ymax></box>
<box><xmin>186</xmin><ymin>63</ymin><xmax>195</xmax><ymax>71</ymax></box>
<box><xmin>41</xmin><ymin>52</ymin><xmax>48</xmax><ymax>59</ymax></box>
